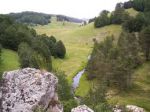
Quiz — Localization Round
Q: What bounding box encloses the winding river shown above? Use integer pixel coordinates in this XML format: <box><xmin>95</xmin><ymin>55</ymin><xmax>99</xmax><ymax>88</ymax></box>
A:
<box><xmin>72</xmin><ymin>55</ymin><xmax>91</xmax><ymax>91</ymax></box>
<box><xmin>72</xmin><ymin>69</ymin><xmax>85</xmax><ymax>90</ymax></box>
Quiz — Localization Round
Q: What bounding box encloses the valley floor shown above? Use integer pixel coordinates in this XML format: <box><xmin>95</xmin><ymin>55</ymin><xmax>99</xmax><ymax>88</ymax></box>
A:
<box><xmin>1</xmin><ymin>14</ymin><xmax>149</xmax><ymax>111</ymax></box>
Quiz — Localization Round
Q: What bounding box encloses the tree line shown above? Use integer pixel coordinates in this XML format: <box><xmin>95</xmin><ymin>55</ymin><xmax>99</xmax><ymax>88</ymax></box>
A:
<box><xmin>8</xmin><ymin>11</ymin><xmax>51</xmax><ymax>25</ymax></box>
<box><xmin>0</xmin><ymin>15</ymin><xmax>66</xmax><ymax>72</ymax></box>
<box><xmin>94</xmin><ymin>0</ymin><xmax>150</xmax><ymax>28</ymax></box>
<box><xmin>84</xmin><ymin>0</ymin><xmax>150</xmax><ymax>111</ymax></box>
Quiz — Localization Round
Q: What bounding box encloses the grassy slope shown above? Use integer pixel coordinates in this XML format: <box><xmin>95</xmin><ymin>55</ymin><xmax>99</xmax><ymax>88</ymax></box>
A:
<box><xmin>108</xmin><ymin>62</ymin><xmax>150</xmax><ymax>112</ymax></box>
<box><xmin>34</xmin><ymin>17</ymin><xmax>121</xmax><ymax>84</ymax></box>
<box><xmin>0</xmin><ymin>49</ymin><xmax>19</xmax><ymax>78</ymax></box>
<box><xmin>125</xmin><ymin>8</ymin><xmax>139</xmax><ymax>17</ymax></box>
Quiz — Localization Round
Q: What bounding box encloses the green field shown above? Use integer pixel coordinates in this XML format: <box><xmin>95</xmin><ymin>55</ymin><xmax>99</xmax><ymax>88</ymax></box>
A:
<box><xmin>0</xmin><ymin>49</ymin><xmax>19</xmax><ymax>78</ymax></box>
<box><xmin>35</xmin><ymin>17</ymin><xmax>122</xmax><ymax>84</ymax></box>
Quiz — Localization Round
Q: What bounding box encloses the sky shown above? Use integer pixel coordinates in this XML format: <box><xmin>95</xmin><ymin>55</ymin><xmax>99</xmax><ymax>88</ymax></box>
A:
<box><xmin>0</xmin><ymin>0</ymin><xmax>128</xmax><ymax>19</ymax></box>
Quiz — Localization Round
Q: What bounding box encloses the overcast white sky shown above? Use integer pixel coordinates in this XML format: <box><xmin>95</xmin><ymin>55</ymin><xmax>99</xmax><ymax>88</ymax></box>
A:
<box><xmin>0</xmin><ymin>0</ymin><xmax>128</xmax><ymax>19</ymax></box>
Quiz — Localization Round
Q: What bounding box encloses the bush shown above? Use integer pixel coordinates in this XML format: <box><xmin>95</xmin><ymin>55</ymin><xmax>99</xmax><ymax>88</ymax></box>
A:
<box><xmin>110</xmin><ymin>7</ymin><xmax>129</xmax><ymax>24</ymax></box>
<box><xmin>18</xmin><ymin>42</ymin><xmax>33</xmax><ymax>68</ymax></box>
<box><xmin>18</xmin><ymin>41</ymin><xmax>52</xmax><ymax>71</ymax></box>
<box><xmin>133</xmin><ymin>0</ymin><xmax>145</xmax><ymax>12</ymax></box>
<box><xmin>55</xmin><ymin>40</ymin><xmax>66</xmax><ymax>58</ymax></box>
<box><xmin>122</xmin><ymin>13</ymin><xmax>146</xmax><ymax>32</ymax></box>
<box><xmin>56</xmin><ymin>71</ymin><xmax>73</xmax><ymax>101</ymax></box>
<box><xmin>0</xmin><ymin>15</ymin><xmax>35</xmax><ymax>51</ymax></box>
<box><xmin>54</xmin><ymin>70</ymin><xmax>77</xmax><ymax>112</ymax></box>
<box><xmin>123</xmin><ymin>1</ymin><xmax>134</xmax><ymax>9</ymax></box>
<box><xmin>63</xmin><ymin>99</ymin><xmax>78</xmax><ymax>112</ymax></box>
<box><xmin>94</xmin><ymin>10</ymin><xmax>110</xmax><ymax>28</ymax></box>
<box><xmin>139</xmin><ymin>26</ymin><xmax>150</xmax><ymax>61</ymax></box>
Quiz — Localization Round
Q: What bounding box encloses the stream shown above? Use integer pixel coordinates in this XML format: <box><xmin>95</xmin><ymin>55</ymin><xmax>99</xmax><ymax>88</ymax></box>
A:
<box><xmin>72</xmin><ymin>69</ymin><xmax>85</xmax><ymax>91</ymax></box>
<box><xmin>72</xmin><ymin>55</ymin><xmax>91</xmax><ymax>92</ymax></box>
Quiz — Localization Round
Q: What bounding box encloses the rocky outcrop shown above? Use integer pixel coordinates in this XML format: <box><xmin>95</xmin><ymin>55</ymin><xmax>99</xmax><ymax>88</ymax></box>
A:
<box><xmin>113</xmin><ymin>105</ymin><xmax>145</xmax><ymax>112</ymax></box>
<box><xmin>126</xmin><ymin>105</ymin><xmax>145</xmax><ymax>112</ymax></box>
<box><xmin>71</xmin><ymin>105</ymin><xmax>94</xmax><ymax>112</ymax></box>
<box><xmin>0</xmin><ymin>68</ymin><xmax>63</xmax><ymax>112</ymax></box>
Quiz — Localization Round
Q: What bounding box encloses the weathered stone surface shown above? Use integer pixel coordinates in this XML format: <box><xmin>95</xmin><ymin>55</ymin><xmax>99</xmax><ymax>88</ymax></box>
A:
<box><xmin>71</xmin><ymin>105</ymin><xmax>94</xmax><ymax>112</ymax></box>
<box><xmin>126</xmin><ymin>105</ymin><xmax>145</xmax><ymax>112</ymax></box>
<box><xmin>113</xmin><ymin>105</ymin><xmax>145</xmax><ymax>112</ymax></box>
<box><xmin>0</xmin><ymin>68</ymin><xmax>63</xmax><ymax>112</ymax></box>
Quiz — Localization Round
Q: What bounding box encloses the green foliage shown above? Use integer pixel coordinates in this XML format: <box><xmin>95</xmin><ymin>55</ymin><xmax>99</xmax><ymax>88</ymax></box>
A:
<box><xmin>111</xmin><ymin>6</ymin><xmax>130</xmax><ymax>24</ymax></box>
<box><xmin>55</xmin><ymin>40</ymin><xmax>66</xmax><ymax>58</ymax></box>
<box><xmin>18</xmin><ymin>40</ymin><xmax>52</xmax><ymax>71</ymax></box>
<box><xmin>133</xmin><ymin>0</ymin><xmax>145</xmax><ymax>12</ymax></box>
<box><xmin>94</xmin><ymin>10</ymin><xmax>110</xmax><ymax>28</ymax></box>
<box><xmin>87</xmin><ymin>31</ymin><xmax>141</xmax><ymax>90</ymax></box>
<box><xmin>144</xmin><ymin>0</ymin><xmax>150</xmax><ymax>12</ymax></box>
<box><xmin>83</xmin><ymin>82</ymin><xmax>111</xmax><ymax>112</ymax></box>
<box><xmin>56</xmin><ymin>71</ymin><xmax>73</xmax><ymax>101</ymax></box>
<box><xmin>63</xmin><ymin>99</ymin><xmax>78</xmax><ymax>112</ymax></box>
<box><xmin>54</xmin><ymin>70</ymin><xmax>77</xmax><ymax>112</ymax></box>
<box><xmin>122</xmin><ymin>13</ymin><xmax>146</xmax><ymax>32</ymax></box>
<box><xmin>0</xmin><ymin>44</ymin><xmax>2</xmax><ymax>64</ymax></box>
<box><xmin>9</xmin><ymin>11</ymin><xmax>51</xmax><ymax>25</ymax></box>
<box><xmin>123</xmin><ymin>1</ymin><xmax>134</xmax><ymax>9</ymax></box>
<box><xmin>18</xmin><ymin>43</ymin><xmax>33</xmax><ymax>68</ymax></box>
<box><xmin>139</xmin><ymin>26</ymin><xmax>150</xmax><ymax>61</ymax></box>
<box><xmin>0</xmin><ymin>15</ymin><xmax>35</xmax><ymax>50</ymax></box>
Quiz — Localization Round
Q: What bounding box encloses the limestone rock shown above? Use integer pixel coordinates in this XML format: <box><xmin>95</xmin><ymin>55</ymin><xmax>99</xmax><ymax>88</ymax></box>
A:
<box><xmin>126</xmin><ymin>105</ymin><xmax>145</xmax><ymax>112</ymax></box>
<box><xmin>0</xmin><ymin>68</ymin><xmax>63</xmax><ymax>112</ymax></box>
<box><xmin>71</xmin><ymin>105</ymin><xmax>94</xmax><ymax>112</ymax></box>
<box><xmin>113</xmin><ymin>105</ymin><xmax>145</xmax><ymax>112</ymax></box>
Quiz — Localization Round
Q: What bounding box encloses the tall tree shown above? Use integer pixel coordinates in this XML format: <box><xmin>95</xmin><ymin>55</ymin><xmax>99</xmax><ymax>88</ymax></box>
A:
<box><xmin>139</xmin><ymin>26</ymin><xmax>150</xmax><ymax>61</ymax></box>
<box><xmin>94</xmin><ymin>10</ymin><xmax>110</xmax><ymax>28</ymax></box>
<box><xmin>133</xmin><ymin>0</ymin><xmax>145</xmax><ymax>12</ymax></box>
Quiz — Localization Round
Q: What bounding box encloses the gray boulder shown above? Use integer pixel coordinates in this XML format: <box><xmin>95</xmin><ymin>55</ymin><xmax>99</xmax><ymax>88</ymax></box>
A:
<box><xmin>126</xmin><ymin>105</ymin><xmax>145</xmax><ymax>112</ymax></box>
<box><xmin>0</xmin><ymin>68</ymin><xmax>63</xmax><ymax>112</ymax></box>
<box><xmin>71</xmin><ymin>105</ymin><xmax>94</xmax><ymax>112</ymax></box>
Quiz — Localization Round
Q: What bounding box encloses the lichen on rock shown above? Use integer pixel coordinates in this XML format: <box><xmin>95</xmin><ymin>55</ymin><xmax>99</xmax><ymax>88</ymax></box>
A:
<box><xmin>71</xmin><ymin>105</ymin><xmax>94</xmax><ymax>112</ymax></box>
<box><xmin>0</xmin><ymin>68</ymin><xmax>63</xmax><ymax>112</ymax></box>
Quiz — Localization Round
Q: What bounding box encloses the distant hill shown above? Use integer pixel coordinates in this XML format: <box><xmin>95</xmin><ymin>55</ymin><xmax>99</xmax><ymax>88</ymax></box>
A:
<box><xmin>8</xmin><ymin>11</ymin><xmax>52</xmax><ymax>25</ymax></box>
<box><xmin>8</xmin><ymin>11</ymin><xmax>83</xmax><ymax>25</ymax></box>
<box><xmin>56</xmin><ymin>15</ymin><xmax>83</xmax><ymax>23</ymax></box>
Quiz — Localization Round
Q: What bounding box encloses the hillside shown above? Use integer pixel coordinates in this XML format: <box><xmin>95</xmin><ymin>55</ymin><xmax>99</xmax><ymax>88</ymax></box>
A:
<box><xmin>34</xmin><ymin>9</ymin><xmax>150</xmax><ymax>111</ymax></box>
<box><xmin>8</xmin><ymin>12</ymin><xmax>83</xmax><ymax>25</ymax></box>
<box><xmin>0</xmin><ymin>49</ymin><xmax>19</xmax><ymax>77</ymax></box>
<box><xmin>34</xmin><ymin>16</ymin><xmax>122</xmax><ymax>82</ymax></box>
<box><xmin>1</xmin><ymin>7</ymin><xmax>149</xmax><ymax>111</ymax></box>
<box><xmin>109</xmin><ymin>62</ymin><xmax>150</xmax><ymax>111</ymax></box>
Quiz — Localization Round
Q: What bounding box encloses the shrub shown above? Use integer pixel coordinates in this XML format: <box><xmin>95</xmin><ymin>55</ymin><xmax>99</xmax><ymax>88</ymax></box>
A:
<box><xmin>139</xmin><ymin>26</ymin><xmax>150</xmax><ymax>61</ymax></box>
<box><xmin>18</xmin><ymin>42</ymin><xmax>33</xmax><ymax>68</ymax></box>
<box><xmin>122</xmin><ymin>13</ymin><xmax>146</xmax><ymax>32</ymax></box>
<box><xmin>55</xmin><ymin>40</ymin><xmax>66</xmax><ymax>58</ymax></box>
<box><xmin>94</xmin><ymin>10</ymin><xmax>110</xmax><ymax>28</ymax></box>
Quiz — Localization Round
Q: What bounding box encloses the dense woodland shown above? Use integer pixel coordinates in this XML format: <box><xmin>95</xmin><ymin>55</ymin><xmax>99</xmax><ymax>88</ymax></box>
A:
<box><xmin>8</xmin><ymin>12</ymin><xmax>83</xmax><ymax>25</ymax></box>
<box><xmin>85</xmin><ymin>0</ymin><xmax>150</xmax><ymax>111</ymax></box>
<box><xmin>9</xmin><ymin>12</ymin><xmax>52</xmax><ymax>25</ymax></box>
<box><xmin>0</xmin><ymin>15</ymin><xmax>66</xmax><ymax>72</ymax></box>
<box><xmin>57</xmin><ymin>15</ymin><xmax>83</xmax><ymax>23</ymax></box>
